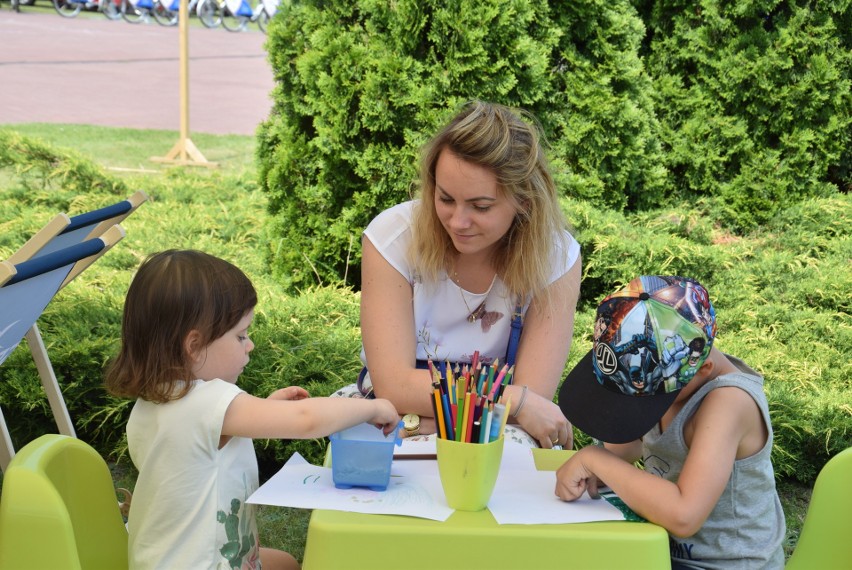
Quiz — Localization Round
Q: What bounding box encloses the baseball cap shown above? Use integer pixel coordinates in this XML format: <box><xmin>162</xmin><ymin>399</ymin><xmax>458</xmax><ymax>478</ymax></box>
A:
<box><xmin>558</xmin><ymin>276</ymin><xmax>717</xmax><ymax>444</ymax></box>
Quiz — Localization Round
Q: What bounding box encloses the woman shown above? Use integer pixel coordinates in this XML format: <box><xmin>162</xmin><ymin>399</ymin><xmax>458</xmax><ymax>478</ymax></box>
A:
<box><xmin>348</xmin><ymin>101</ymin><xmax>581</xmax><ymax>449</ymax></box>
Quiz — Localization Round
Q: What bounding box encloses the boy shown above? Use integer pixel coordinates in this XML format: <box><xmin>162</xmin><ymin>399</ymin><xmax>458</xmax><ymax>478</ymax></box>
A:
<box><xmin>557</xmin><ymin>276</ymin><xmax>784</xmax><ymax>569</ymax></box>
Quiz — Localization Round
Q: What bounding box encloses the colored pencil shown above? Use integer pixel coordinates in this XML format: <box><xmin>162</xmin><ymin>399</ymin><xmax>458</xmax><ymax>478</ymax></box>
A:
<box><xmin>485</xmin><ymin>358</ymin><xmax>498</xmax><ymax>396</ymax></box>
<box><xmin>465</xmin><ymin>392</ymin><xmax>477</xmax><ymax>442</ymax></box>
<box><xmin>498</xmin><ymin>396</ymin><xmax>512</xmax><ymax>435</ymax></box>
<box><xmin>440</xmin><ymin>390</ymin><xmax>455</xmax><ymax>440</ymax></box>
<box><xmin>490</xmin><ymin>363</ymin><xmax>509</xmax><ymax>400</ymax></box>
<box><xmin>433</xmin><ymin>385</ymin><xmax>447</xmax><ymax>439</ymax></box>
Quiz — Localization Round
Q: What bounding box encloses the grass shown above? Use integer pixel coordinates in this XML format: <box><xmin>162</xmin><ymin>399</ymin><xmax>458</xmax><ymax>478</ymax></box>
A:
<box><xmin>0</xmin><ymin>122</ymin><xmax>825</xmax><ymax>564</ymax></box>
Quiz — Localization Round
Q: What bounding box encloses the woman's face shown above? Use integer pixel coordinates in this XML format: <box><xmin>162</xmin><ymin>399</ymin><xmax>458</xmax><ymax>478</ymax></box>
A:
<box><xmin>433</xmin><ymin>149</ymin><xmax>518</xmax><ymax>257</ymax></box>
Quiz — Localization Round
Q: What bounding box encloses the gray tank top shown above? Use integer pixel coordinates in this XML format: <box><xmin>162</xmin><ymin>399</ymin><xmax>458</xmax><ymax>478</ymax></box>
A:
<box><xmin>642</xmin><ymin>355</ymin><xmax>785</xmax><ymax>569</ymax></box>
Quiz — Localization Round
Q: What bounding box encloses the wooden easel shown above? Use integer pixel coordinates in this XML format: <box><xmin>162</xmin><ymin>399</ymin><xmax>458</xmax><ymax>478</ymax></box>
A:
<box><xmin>152</xmin><ymin>0</ymin><xmax>218</xmax><ymax>168</ymax></box>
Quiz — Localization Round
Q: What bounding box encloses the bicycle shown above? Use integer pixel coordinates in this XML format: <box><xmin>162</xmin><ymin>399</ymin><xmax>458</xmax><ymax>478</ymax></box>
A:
<box><xmin>151</xmin><ymin>0</ymin><xmax>203</xmax><ymax>26</ymax></box>
<box><xmin>53</xmin><ymin>0</ymin><xmax>120</xmax><ymax>19</ymax></box>
<box><xmin>121</xmin><ymin>0</ymin><xmax>196</xmax><ymax>25</ymax></box>
<box><xmin>195</xmin><ymin>0</ymin><xmax>223</xmax><ymax>28</ymax></box>
<box><xmin>220</xmin><ymin>0</ymin><xmax>277</xmax><ymax>33</ymax></box>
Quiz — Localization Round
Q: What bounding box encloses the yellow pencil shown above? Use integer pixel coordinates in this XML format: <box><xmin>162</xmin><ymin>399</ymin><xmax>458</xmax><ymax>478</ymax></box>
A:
<box><xmin>460</xmin><ymin>391</ymin><xmax>472</xmax><ymax>443</ymax></box>
<box><xmin>498</xmin><ymin>396</ymin><xmax>512</xmax><ymax>436</ymax></box>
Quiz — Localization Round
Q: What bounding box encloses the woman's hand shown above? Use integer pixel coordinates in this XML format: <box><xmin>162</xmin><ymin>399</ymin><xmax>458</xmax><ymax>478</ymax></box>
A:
<box><xmin>515</xmin><ymin>389</ymin><xmax>573</xmax><ymax>450</ymax></box>
<box><xmin>266</xmin><ymin>386</ymin><xmax>310</xmax><ymax>401</ymax></box>
<box><xmin>414</xmin><ymin>416</ymin><xmax>438</xmax><ymax>436</ymax></box>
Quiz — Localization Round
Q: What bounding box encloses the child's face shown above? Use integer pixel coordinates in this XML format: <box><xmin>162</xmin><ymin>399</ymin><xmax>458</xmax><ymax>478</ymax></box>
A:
<box><xmin>191</xmin><ymin>310</ymin><xmax>255</xmax><ymax>384</ymax></box>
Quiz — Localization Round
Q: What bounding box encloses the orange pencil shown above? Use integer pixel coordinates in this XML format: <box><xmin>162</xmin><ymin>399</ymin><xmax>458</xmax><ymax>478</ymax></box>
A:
<box><xmin>433</xmin><ymin>385</ymin><xmax>447</xmax><ymax>439</ymax></box>
<box><xmin>465</xmin><ymin>391</ymin><xmax>477</xmax><ymax>442</ymax></box>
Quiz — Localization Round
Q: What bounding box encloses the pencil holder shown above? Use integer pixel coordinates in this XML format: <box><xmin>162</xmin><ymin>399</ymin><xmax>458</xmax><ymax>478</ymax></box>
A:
<box><xmin>330</xmin><ymin>421</ymin><xmax>403</xmax><ymax>491</ymax></box>
<box><xmin>436</xmin><ymin>436</ymin><xmax>504</xmax><ymax>511</ymax></box>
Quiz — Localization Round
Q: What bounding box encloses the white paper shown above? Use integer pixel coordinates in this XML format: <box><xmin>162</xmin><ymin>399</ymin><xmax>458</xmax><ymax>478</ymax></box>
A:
<box><xmin>498</xmin><ymin>440</ymin><xmax>538</xmax><ymax>471</ymax></box>
<box><xmin>247</xmin><ymin>453</ymin><xmax>453</xmax><ymax>521</ymax></box>
<box><xmin>489</xmin><ymin>469</ymin><xmax>624</xmax><ymax>524</ymax></box>
<box><xmin>249</xmin><ymin>446</ymin><xmax>625</xmax><ymax>525</ymax></box>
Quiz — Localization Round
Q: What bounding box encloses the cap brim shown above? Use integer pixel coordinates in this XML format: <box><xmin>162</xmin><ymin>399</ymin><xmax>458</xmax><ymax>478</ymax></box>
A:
<box><xmin>558</xmin><ymin>350</ymin><xmax>678</xmax><ymax>444</ymax></box>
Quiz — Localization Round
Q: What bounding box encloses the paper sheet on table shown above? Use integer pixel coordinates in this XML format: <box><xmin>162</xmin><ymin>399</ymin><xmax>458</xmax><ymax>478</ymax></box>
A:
<box><xmin>488</xmin><ymin>468</ymin><xmax>625</xmax><ymax>524</ymax></box>
<box><xmin>247</xmin><ymin>453</ymin><xmax>453</xmax><ymax>521</ymax></box>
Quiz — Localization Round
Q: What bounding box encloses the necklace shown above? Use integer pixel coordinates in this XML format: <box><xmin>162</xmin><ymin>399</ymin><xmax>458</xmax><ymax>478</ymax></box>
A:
<box><xmin>452</xmin><ymin>267</ymin><xmax>487</xmax><ymax>323</ymax></box>
<box><xmin>461</xmin><ymin>292</ymin><xmax>487</xmax><ymax>323</ymax></box>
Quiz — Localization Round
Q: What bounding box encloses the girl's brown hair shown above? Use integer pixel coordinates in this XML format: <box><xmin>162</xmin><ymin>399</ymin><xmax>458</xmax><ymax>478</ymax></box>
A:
<box><xmin>105</xmin><ymin>250</ymin><xmax>257</xmax><ymax>403</ymax></box>
<box><xmin>411</xmin><ymin>101</ymin><xmax>570</xmax><ymax>306</ymax></box>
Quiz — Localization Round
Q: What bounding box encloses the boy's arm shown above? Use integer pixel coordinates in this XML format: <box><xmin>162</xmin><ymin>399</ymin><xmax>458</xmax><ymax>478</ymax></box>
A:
<box><xmin>604</xmin><ymin>440</ymin><xmax>643</xmax><ymax>463</ymax></box>
<box><xmin>556</xmin><ymin>387</ymin><xmax>762</xmax><ymax>537</ymax></box>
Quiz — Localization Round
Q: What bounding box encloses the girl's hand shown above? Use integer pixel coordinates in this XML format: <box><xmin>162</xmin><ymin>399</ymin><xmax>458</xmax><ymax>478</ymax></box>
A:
<box><xmin>555</xmin><ymin>447</ymin><xmax>604</xmax><ymax>501</ymax></box>
<box><xmin>515</xmin><ymin>390</ymin><xmax>573</xmax><ymax>450</ymax></box>
<box><xmin>371</xmin><ymin>398</ymin><xmax>401</xmax><ymax>435</ymax></box>
<box><xmin>267</xmin><ymin>386</ymin><xmax>310</xmax><ymax>401</ymax></box>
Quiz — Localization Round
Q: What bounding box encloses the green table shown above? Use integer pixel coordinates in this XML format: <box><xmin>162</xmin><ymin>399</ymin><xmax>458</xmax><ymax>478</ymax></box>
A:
<box><xmin>303</xmin><ymin>448</ymin><xmax>670</xmax><ymax>570</ymax></box>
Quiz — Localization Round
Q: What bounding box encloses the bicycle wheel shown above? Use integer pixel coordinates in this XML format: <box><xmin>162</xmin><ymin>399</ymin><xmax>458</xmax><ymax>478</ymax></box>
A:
<box><xmin>256</xmin><ymin>6</ymin><xmax>269</xmax><ymax>33</ymax></box>
<box><xmin>152</xmin><ymin>0</ymin><xmax>177</xmax><ymax>26</ymax></box>
<box><xmin>221</xmin><ymin>0</ymin><xmax>249</xmax><ymax>32</ymax></box>
<box><xmin>196</xmin><ymin>0</ymin><xmax>222</xmax><ymax>28</ymax></box>
<box><xmin>53</xmin><ymin>0</ymin><xmax>82</xmax><ymax>17</ymax></box>
<box><xmin>101</xmin><ymin>0</ymin><xmax>121</xmax><ymax>19</ymax></box>
<box><xmin>120</xmin><ymin>0</ymin><xmax>147</xmax><ymax>23</ymax></box>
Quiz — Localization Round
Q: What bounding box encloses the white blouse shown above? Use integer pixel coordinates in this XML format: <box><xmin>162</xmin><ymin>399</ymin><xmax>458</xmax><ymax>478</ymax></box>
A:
<box><xmin>361</xmin><ymin>200</ymin><xmax>580</xmax><ymax>369</ymax></box>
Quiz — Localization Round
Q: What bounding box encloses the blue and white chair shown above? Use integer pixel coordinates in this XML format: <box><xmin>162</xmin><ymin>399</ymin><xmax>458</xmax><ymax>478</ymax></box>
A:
<box><xmin>0</xmin><ymin>225</ymin><xmax>126</xmax><ymax>471</ymax></box>
<box><xmin>0</xmin><ymin>192</ymin><xmax>146</xmax><ymax>466</ymax></box>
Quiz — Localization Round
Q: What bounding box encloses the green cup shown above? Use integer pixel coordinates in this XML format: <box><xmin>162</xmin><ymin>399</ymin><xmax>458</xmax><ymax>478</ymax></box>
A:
<box><xmin>436</xmin><ymin>436</ymin><xmax>504</xmax><ymax>511</ymax></box>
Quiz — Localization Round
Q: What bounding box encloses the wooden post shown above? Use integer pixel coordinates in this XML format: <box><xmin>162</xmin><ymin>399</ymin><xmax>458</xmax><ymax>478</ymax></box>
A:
<box><xmin>152</xmin><ymin>0</ymin><xmax>218</xmax><ymax>168</ymax></box>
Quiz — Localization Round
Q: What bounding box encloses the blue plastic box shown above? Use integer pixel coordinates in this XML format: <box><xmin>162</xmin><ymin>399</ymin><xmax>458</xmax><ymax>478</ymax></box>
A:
<box><xmin>330</xmin><ymin>421</ymin><xmax>403</xmax><ymax>491</ymax></box>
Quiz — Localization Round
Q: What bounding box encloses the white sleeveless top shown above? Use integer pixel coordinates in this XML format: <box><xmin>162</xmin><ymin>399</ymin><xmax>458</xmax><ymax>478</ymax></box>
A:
<box><xmin>361</xmin><ymin>201</ymin><xmax>580</xmax><ymax>368</ymax></box>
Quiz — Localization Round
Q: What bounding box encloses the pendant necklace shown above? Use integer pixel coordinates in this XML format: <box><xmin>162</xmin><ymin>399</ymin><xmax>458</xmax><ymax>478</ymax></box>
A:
<box><xmin>462</xmin><ymin>293</ymin><xmax>487</xmax><ymax>323</ymax></box>
<box><xmin>452</xmin><ymin>267</ymin><xmax>486</xmax><ymax>323</ymax></box>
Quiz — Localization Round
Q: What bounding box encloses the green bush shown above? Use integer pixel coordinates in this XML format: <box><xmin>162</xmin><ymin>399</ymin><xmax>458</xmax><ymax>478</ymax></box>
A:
<box><xmin>543</xmin><ymin>1</ymin><xmax>669</xmax><ymax>211</ymax></box>
<box><xmin>2</xmin><ymin>129</ymin><xmax>849</xmax><ymax>486</ymax></box>
<box><xmin>260</xmin><ymin>0</ymin><xmax>850</xmax><ymax>288</ymax></box>
<box><xmin>638</xmin><ymin>0</ymin><xmax>852</xmax><ymax>230</ymax></box>
<box><xmin>258</xmin><ymin>0</ymin><xmax>666</xmax><ymax>290</ymax></box>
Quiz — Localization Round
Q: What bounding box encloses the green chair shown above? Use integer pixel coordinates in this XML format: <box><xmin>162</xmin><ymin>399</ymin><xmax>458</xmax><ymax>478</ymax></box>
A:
<box><xmin>785</xmin><ymin>447</ymin><xmax>852</xmax><ymax>569</ymax></box>
<box><xmin>0</xmin><ymin>434</ymin><xmax>129</xmax><ymax>569</ymax></box>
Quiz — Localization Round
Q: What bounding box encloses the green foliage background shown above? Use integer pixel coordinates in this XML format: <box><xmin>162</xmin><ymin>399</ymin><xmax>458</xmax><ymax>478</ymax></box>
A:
<box><xmin>0</xmin><ymin>129</ymin><xmax>848</xmax><ymax>486</ymax></box>
<box><xmin>258</xmin><ymin>0</ymin><xmax>851</xmax><ymax>290</ymax></box>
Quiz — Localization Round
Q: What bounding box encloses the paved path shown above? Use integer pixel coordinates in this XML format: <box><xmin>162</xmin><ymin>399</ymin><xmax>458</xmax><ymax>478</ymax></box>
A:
<box><xmin>0</xmin><ymin>9</ymin><xmax>274</xmax><ymax>136</ymax></box>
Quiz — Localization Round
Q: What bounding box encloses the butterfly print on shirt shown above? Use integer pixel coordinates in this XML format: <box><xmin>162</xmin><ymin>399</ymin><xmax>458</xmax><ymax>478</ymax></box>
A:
<box><xmin>480</xmin><ymin>310</ymin><xmax>504</xmax><ymax>332</ymax></box>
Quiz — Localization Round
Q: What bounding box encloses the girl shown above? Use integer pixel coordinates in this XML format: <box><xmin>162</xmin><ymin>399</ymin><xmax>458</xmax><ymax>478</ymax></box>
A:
<box><xmin>106</xmin><ymin>250</ymin><xmax>399</xmax><ymax>570</ymax></box>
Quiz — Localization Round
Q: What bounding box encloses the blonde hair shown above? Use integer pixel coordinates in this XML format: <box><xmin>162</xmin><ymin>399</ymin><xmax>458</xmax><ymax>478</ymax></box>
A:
<box><xmin>105</xmin><ymin>250</ymin><xmax>257</xmax><ymax>403</ymax></box>
<box><xmin>411</xmin><ymin>101</ymin><xmax>569</xmax><ymax>305</ymax></box>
